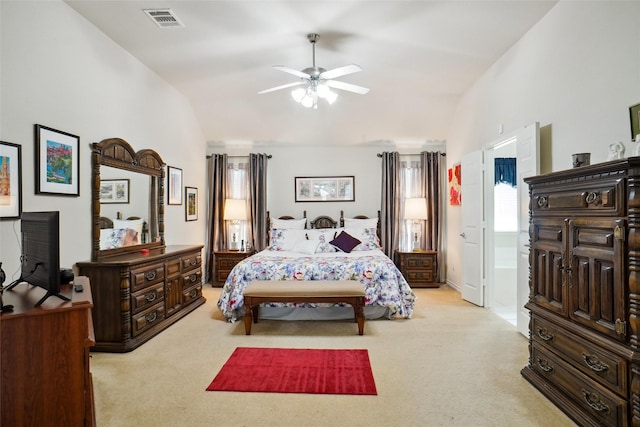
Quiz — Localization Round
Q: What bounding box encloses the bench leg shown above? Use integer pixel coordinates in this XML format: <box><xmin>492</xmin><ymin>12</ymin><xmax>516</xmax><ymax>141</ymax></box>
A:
<box><xmin>354</xmin><ymin>297</ymin><xmax>365</xmax><ymax>336</ymax></box>
<box><xmin>243</xmin><ymin>297</ymin><xmax>252</xmax><ymax>335</ymax></box>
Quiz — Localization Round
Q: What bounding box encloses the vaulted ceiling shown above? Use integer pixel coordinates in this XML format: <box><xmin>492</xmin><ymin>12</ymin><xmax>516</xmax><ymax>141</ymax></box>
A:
<box><xmin>64</xmin><ymin>1</ymin><xmax>557</xmax><ymax>147</ymax></box>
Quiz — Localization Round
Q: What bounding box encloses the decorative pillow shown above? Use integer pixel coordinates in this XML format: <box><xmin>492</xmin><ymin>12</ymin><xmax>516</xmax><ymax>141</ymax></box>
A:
<box><xmin>99</xmin><ymin>228</ymin><xmax>134</xmax><ymax>250</ymax></box>
<box><xmin>305</xmin><ymin>229</ymin><xmax>338</xmax><ymax>253</ymax></box>
<box><xmin>344</xmin><ymin>217</ymin><xmax>378</xmax><ymax>229</ymax></box>
<box><xmin>270</xmin><ymin>218</ymin><xmax>306</xmax><ymax>230</ymax></box>
<box><xmin>345</xmin><ymin>227</ymin><xmax>381</xmax><ymax>251</ymax></box>
<box><xmin>269</xmin><ymin>228</ymin><xmax>307</xmax><ymax>251</ymax></box>
<box><xmin>113</xmin><ymin>218</ymin><xmax>144</xmax><ymax>237</ymax></box>
<box><xmin>292</xmin><ymin>239</ymin><xmax>319</xmax><ymax>255</ymax></box>
<box><xmin>330</xmin><ymin>231</ymin><xmax>361</xmax><ymax>253</ymax></box>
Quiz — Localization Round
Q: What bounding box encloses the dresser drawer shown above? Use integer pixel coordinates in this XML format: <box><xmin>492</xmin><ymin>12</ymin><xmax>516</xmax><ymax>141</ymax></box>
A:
<box><xmin>132</xmin><ymin>303</ymin><xmax>165</xmax><ymax>337</ymax></box>
<box><xmin>166</xmin><ymin>258</ymin><xmax>181</xmax><ymax>277</ymax></box>
<box><xmin>182</xmin><ymin>253</ymin><xmax>202</xmax><ymax>270</ymax></box>
<box><xmin>131</xmin><ymin>283</ymin><xmax>165</xmax><ymax>314</ymax></box>
<box><xmin>404</xmin><ymin>270</ymin><xmax>434</xmax><ymax>284</ymax></box>
<box><xmin>182</xmin><ymin>269</ymin><xmax>202</xmax><ymax>289</ymax></box>
<box><xmin>532</xmin><ymin>316</ymin><xmax>627</xmax><ymax>395</ymax></box>
<box><xmin>404</xmin><ymin>255</ymin><xmax>434</xmax><ymax>269</ymax></box>
<box><xmin>182</xmin><ymin>284</ymin><xmax>203</xmax><ymax>305</ymax></box>
<box><xmin>531</xmin><ymin>342</ymin><xmax>627</xmax><ymax>427</ymax></box>
<box><xmin>131</xmin><ymin>264</ymin><xmax>165</xmax><ymax>290</ymax></box>
<box><xmin>531</xmin><ymin>179</ymin><xmax>624</xmax><ymax>217</ymax></box>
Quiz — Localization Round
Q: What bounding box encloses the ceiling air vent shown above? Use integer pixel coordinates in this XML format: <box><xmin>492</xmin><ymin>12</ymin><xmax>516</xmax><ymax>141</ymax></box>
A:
<box><xmin>143</xmin><ymin>9</ymin><xmax>184</xmax><ymax>28</ymax></box>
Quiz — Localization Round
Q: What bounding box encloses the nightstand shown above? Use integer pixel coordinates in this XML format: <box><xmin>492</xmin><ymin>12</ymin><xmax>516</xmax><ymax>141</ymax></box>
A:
<box><xmin>395</xmin><ymin>249</ymin><xmax>439</xmax><ymax>288</ymax></box>
<box><xmin>213</xmin><ymin>250</ymin><xmax>255</xmax><ymax>287</ymax></box>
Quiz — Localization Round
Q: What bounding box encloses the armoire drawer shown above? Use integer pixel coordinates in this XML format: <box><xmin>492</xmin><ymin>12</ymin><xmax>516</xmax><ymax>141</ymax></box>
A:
<box><xmin>131</xmin><ymin>283</ymin><xmax>165</xmax><ymax>314</ymax></box>
<box><xmin>531</xmin><ymin>316</ymin><xmax>627</xmax><ymax>396</ymax></box>
<box><xmin>531</xmin><ymin>342</ymin><xmax>627</xmax><ymax>427</ymax></box>
<box><xmin>131</xmin><ymin>263</ymin><xmax>165</xmax><ymax>290</ymax></box>
<box><xmin>132</xmin><ymin>303</ymin><xmax>165</xmax><ymax>337</ymax></box>
<box><xmin>182</xmin><ymin>284</ymin><xmax>202</xmax><ymax>306</ymax></box>
<box><xmin>182</xmin><ymin>254</ymin><xmax>202</xmax><ymax>270</ymax></box>
<box><xmin>182</xmin><ymin>269</ymin><xmax>202</xmax><ymax>288</ymax></box>
<box><xmin>531</xmin><ymin>180</ymin><xmax>624</xmax><ymax>217</ymax></box>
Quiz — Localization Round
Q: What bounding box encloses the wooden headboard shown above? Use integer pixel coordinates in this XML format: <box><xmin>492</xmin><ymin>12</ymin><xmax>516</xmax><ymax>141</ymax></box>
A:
<box><xmin>266</xmin><ymin>210</ymin><xmax>380</xmax><ymax>232</ymax></box>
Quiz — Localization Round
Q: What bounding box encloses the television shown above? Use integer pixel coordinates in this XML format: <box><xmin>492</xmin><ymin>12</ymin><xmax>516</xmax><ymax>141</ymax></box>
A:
<box><xmin>5</xmin><ymin>211</ymin><xmax>69</xmax><ymax>306</ymax></box>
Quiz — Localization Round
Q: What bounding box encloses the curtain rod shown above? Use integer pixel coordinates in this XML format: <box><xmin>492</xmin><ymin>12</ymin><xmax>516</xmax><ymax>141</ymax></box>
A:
<box><xmin>377</xmin><ymin>152</ymin><xmax>446</xmax><ymax>157</ymax></box>
<box><xmin>206</xmin><ymin>154</ymin><xmax>272</xmax><ymax>159</ymax></box>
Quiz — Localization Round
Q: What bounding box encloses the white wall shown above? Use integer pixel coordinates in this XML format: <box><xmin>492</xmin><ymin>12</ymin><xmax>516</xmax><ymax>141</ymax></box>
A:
<box><xmin>445</xmin><ymin>1</ymin><xmax>640</xmax><ymax>288</ymax></box>
<box><xmin>0</xmin><ymin>1</ymin><xmax>207</xmax><ymax>282</ymax></box>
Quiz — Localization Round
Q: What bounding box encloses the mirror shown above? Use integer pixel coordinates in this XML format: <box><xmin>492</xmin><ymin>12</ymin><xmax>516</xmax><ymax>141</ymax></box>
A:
<box><xmin>91</xmin><ymin>138</ymin><xmax>165</xmax><ymax>261</ymax></box>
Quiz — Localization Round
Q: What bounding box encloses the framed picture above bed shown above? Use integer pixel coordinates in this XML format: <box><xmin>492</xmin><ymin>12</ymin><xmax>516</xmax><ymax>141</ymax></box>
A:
<box><xmin>99</xmin><ymin>179</ymin><xmax>129</xmax><ymax>204</ymax></box>
<box><xmin>295</xmin><ymin>176</ymin><xmax>355</xmax><ymax>202</ymax></box>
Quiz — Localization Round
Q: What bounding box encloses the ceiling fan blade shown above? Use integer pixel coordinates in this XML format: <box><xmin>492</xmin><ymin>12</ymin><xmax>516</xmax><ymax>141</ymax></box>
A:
<box><xmin>319</xmin><ymin>64</ymin><xmax>362</xmax><ymax>80</ymax></box>
<box><xmin>325</xmin><ymin>80</ymin><xmax>370</xmax><ymax>95</ymax></box>
<box><xmin>258</xmin><ymin>81</ymin><xmax>306</xmax><ymax>94</ymax></box>
<box><xmin>273</xmin><ymin>66</ymin><xmax>311</xmax><ymax>79</ymax></box>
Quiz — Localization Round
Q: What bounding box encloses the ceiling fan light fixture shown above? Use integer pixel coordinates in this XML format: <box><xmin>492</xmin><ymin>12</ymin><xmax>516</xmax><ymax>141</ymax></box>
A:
<box><xmin>324</xmin><ymin>90</ymin><xmax>338</xmax><ymax>105</ymax></box>
<box><xmin>300</xmin><ymin>92</ymin><xmax>315</xmax><ymax>108</ymax></box>
<box><xmin>291</xmin><ymin>87</ymin><xmax>306</xmax><ymax>103</ymax></box>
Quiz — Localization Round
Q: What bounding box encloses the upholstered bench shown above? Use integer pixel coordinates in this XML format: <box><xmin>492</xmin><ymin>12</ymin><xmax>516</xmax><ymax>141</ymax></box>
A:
<box><xmin>242</xmin><ymin>280</ymin><xmax>366</xmax><ymax>335</ymax></box>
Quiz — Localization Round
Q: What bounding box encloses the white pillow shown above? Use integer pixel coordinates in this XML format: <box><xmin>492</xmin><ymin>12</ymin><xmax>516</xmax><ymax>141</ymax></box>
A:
<box><xmin>344</xmin><ymin>227</ymin><xmax>381</xmax><ymax>251</ymax></box>
<box><xmin>270</xmin><ymin>218</ymin><xmax>306</xmax><ymax>229</ymax></box>
<box><xmin>305</xmin><ymin>229</ymin><xmax>338</xmax><ymax>253</ymax></box>
<box><xmin>344</xmin><ymin>217</ymin><xmax>378</xmax><ymax>229</ymax></box>
<box><xmin>269</xmin><ymin>228</ymin><xmax>307</xmax><ymax>251</ymax></box>
<box><xmin>113</xmin><ymin>218</ymin><xmax>144</xmax><ymax>237</ymax></box>
<box><xmin>292</xmin><ymin>239</ymin><xmax>319</xmax><ymax>255</ymax></box>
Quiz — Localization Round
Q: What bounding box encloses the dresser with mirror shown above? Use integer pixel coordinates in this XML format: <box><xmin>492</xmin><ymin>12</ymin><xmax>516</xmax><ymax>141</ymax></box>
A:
<box><xmin>76</xmin><ymin>138</ymin><xmax>205</xmax><ymax>352</ymax></box>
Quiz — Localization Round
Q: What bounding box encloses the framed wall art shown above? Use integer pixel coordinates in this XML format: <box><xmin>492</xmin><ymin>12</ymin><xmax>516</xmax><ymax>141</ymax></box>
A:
<box><xmin>294</xmin><ymin>176</ymin><xmax>355</xmax><ymax>202</ymax></box>
<box><xmin>167</xmin><ymin>166</ymin><xmax>183</xmax><ymax>205</ymax></box>
<box><xmin>448</xmin><ymin>163</ymin><xmax>461</xmax><ymax>206</ymax></box>
<box><xmin>185</xmin><ymin>186</ymin><xmax>198</xmax><ymax>221</ymax></box>
<box><xmin>35</xmin><ymin>124</ymin><xmax>80</xmax><ymax>196</ymax></box>
<box><xmin>99</xmin><ymin>179</ymin><xmax>130</xmax><ymax>204</ymax></box>
<box><xmin>630</xmin><ymin>102</ymin><xmax>640</xmax><ymax>140</ymax></box>
<box><xmin>0</xmin><ymin>141</ymin><xmax>22</xmax><ymax>220</ymax></box>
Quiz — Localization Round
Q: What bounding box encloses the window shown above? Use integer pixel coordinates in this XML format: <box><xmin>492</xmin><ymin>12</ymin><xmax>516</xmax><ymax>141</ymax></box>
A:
<box><xmin>400</xmin><ymin>155</ymin><xmax>421</xmax><ymax>251</ymax></box>
<box><xmin>227</xmin><ymin>158</ymin><xmax>249</xmax><ymax>247</ymax></box>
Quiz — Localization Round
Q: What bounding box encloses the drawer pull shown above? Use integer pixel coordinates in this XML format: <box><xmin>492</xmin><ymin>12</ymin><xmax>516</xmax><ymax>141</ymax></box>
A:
<box><xmin>145</xmin><ymin>271</ymin><xmax>157</xmax><ymax>281</ymax></box>
<box><xmin>581</xmin><ymin>389</ymin><xmax>610</xmax><ymax>414</ymax></box>
<box><xmin>189</xmin><ymin>274</ymin><xmax>198</xmax><ymax>282</ymax></box>
<box><xmin>146</xmin><ymin>312</ymin><xmax>157</xmax><ymax>323</ymax></box>
<box><xmin>536</xmin><ymin>327</ymin><xmax>554</xmax><ymax>342</ymax></box>
<box><xmin>585</xmin><ymin>191</ymin><xmax>601</xmax><ymax>205</ymax></box>
<box><xmin>190</xmin><ymin>289</ymin><xmax>198</xmax><ymax>298</ymax></box>
<box><xmin>145</xmin><ymin>292</ymin><xmax>157</xmax><ymax>303</ymax></box>
<box><xmin>581</xmin><ymin>353</ymin><xmax>609</xmax><ymax>373</ymax></box>
<box><xmin>190</xmin><ymin>259</ymin><xmax>197</xmax><ymax>266</ymax></box>
<box><xmin>535</xmin><ymin>357</ymin><xmax>554</xmax><ymax>373</ymax></box>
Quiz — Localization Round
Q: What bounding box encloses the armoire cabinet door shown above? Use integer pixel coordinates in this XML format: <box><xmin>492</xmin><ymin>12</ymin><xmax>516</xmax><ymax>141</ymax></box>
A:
<box><xmin>531</xmin><ymin>217</ymin><xmax>567</xmax><ymax>315</ymax></box>
<box><xmin>567</xmin><ymin>218</ymin><xmax>627</xmax><ymax>342</ymax></box>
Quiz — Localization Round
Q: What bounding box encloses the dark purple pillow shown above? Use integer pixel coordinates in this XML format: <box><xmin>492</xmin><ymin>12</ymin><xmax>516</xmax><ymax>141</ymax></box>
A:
<box><xmin>330</xmin><ymin>231</ymin><xmax>361</xmax><ymax>253</ymax></box>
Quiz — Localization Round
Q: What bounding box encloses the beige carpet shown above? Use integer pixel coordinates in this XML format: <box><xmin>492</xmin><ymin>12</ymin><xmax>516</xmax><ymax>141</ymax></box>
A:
<box><xmin>91</xmin><ymin>285</ymin><xmax>576</xmax><ymax>427</ymax></box>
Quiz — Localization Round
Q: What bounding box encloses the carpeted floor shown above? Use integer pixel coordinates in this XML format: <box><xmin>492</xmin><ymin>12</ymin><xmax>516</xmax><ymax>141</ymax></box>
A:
<box><xmin>90</xmin><ymin>285</ymin><xmax>576</xmax><ymax>427</ymax></box>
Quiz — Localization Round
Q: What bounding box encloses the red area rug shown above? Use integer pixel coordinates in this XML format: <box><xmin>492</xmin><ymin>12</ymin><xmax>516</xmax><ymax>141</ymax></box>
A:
<box><xmin>206</xmin><ymin>347</ymin><xmax>377</xmax><ymax>395</ymax></box>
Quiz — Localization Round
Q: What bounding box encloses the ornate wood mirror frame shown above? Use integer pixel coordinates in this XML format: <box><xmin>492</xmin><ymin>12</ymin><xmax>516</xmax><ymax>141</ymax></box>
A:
<box><xmin>91</xmin><ymin>138</ymin><xmax>165</xmax><ymax>261</ymax></box>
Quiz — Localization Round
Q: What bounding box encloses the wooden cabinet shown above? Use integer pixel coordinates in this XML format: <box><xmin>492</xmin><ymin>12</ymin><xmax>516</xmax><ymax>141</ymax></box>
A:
<box><xmin>395</xmin><ymin>250</ymin><xmax>439</xmax><ymax>288</ymax></box>
<box><xmin>76</xmin><ymin>245</ymin><xmax>205</xmax><ymax>352</ymax></box>
<box><xmin>213</xmin><ymin>250</ymin><xmax>254</xmax><ymax>287</ymax></box>
<box><xmin>1</xmin><ymin>276</ymin><xmax>96</xmax><ymax>426</ymax></box>
<box><xmin>521</xmin><ymin>159</ymin><xmax>639</xmax><ymax>427</ymax></box>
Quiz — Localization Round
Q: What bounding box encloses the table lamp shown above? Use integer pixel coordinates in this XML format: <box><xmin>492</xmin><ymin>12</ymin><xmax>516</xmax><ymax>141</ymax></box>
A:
<box><xmin>223</xmin><ymin>199</ymin><xmax>247</xmax><ymax>251</ymax></box>
<box><xmin>404</xmin><ymin>197</ymin><xmax>427</xmax><ymax>251</ymax></box>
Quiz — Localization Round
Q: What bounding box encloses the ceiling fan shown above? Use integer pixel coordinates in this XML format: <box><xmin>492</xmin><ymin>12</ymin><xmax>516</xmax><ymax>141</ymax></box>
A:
<box><xmin>258</xmin><ymin>33</ymin><xmax>369</xmax><ymax>108</ymax></box>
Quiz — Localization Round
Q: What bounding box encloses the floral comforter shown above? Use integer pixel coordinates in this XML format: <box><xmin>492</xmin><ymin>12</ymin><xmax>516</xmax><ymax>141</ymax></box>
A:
<box><xmin>217</xmin><ymin>249</ymin><xmax>416</xmax><ymax>321</ymax></box>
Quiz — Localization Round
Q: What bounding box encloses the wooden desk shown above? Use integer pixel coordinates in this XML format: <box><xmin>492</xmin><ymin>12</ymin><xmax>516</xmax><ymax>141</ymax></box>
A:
<box><xmin>1</xmin><ymin>276</ymin><xmax>96</xmax><ymax>426</ymax></box>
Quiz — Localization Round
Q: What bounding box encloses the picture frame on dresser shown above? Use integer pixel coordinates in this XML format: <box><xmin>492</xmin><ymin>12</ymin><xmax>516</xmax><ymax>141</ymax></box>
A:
<box><xmin>0</xmin><ymin>141</ymin><xmax>22</xmax><ymax>220</ymax></box>
<box><xmin>35</xmin><ymin>124</ymin><xmax>80</xmax><ymax>196</ymax></box>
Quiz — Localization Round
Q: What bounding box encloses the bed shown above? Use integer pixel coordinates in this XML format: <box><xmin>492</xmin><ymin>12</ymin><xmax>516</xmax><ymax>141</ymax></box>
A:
<box><xmin>217</xmin><ymin>211</ymin><xmax>416</xmax><ymax>322</ymax></box>
<box><xmin>99</xmin><ymin>215</ymin><xmax>146</xmax><ymax>250</ymax></box>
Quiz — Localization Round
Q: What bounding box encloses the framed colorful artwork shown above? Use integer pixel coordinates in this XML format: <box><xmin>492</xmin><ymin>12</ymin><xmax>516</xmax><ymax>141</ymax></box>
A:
<box><xmin>448</xmin><ymin>163</ymin><xmax>461</xmax><ymax>206</ymax></box>
<box><xmin>185</xmin><ymin>186</ymin><xmax>198</xmax><ymax>221</ymax></box>
<box><xmin>167</xmin><ymin>166</ymin><xmax>183</xmax><ymax>205</ymax></box>
<box><xmin>0</xmin><ymin>141</ymin><xmax>22</xmax><ymax>220</ymax></box>
<box><xmin>35</xmin><ymin>124</ymin><xmax>80</xmax><ymax>196</ymax></box>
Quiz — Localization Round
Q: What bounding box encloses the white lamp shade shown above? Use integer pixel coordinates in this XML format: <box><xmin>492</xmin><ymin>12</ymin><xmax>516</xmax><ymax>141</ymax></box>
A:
<box><xmin>404</xmin><ymin>198</ymin><xmax>428</xmax><ymax>220</ymax></box>
<box><xmin>223</xmin><ymin>199</ymin><xmax>247</xmax><ymax>221</ymax></box>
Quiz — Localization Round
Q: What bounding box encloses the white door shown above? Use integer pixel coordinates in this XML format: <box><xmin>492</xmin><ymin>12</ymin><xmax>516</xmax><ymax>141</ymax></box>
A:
<box><xmin>516</xmin><ymin>123</ymin><xmax>540</xmax><ymax>336</ymax></box>
<box><xmin>461</xmin><ymin>150</ymin><xmax>484</xmax><ymax>306</ymax></box>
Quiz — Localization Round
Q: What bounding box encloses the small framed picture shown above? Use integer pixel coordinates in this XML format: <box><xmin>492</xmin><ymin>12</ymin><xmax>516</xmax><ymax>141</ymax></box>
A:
<box><xmin>99</xmin><ymin>179</ymin><xmax>130</xmax><ymax>204</ymax></box>
<box><xmin>185</xmin><ymin>186</ymin><xmax>198</xmax><ymax>221</ymax></box>
<box><xmin>35</xmin><ymin>124</ymin><xmax>80</xmax><ymax>196</ymax></box>
<box><xmin>168</xmin><ymin>166</ymin><xmax>183</xmax><ymax>205</ymax></box>
<box><xmin>630</xmin><ymin>102</ymin><xmax>640</xmax><ymax>140</ymax></box>
<box><xmin>0</xmin><ymin>141</ymin><xmax>22</xmax><ymax>220</ymax></box>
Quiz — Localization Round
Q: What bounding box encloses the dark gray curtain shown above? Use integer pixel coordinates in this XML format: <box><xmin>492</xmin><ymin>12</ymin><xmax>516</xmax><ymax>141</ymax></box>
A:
<box><xmin>421</xmin><ymin>151</ymin><xmax>444</xmax><ymax>282</ymax></box>
<box><xmin>204</xmin><ymin>154</ymin><xmax>228</xmax><ymax>283</ymax></box>
<box><xmin>380</xmin><ymin>151</ymin><xmax>401</xmax><ymax>257</ymax></box>
<box><xmin>249</xmin><ymin>153</ymin><xmax>269</xmax><ymax>252</ymax></box>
